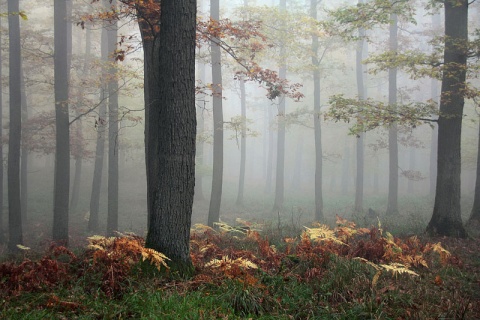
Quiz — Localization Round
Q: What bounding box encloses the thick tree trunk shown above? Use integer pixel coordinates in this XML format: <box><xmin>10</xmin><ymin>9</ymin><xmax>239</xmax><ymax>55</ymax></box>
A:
<box><xmin>106</xmin><ymin>0</ymin><xmax>119</xmax><ymax>236</ymax></box>
<box><xmin>145</xmin><ymin>0</ymin><xmax>196</xmax><ymax>269</ymax></box>
<box><xmin>53</xmin><ymin>0</ymin><xmax>70</xmax><ymax>245</ymax></box>
<box><xmin>273</xmin><ymin>0</ymin><xmax>287</xmax><ymax>212</ymax></box>
<box><xmin>426</xmin><ymin>0</ymin><xmax>467</xmax><ymax>237</ymax></box>
<box><xmin>207</xmin><ymin>0</ymin><xmax>223</xmax><ymax>227</ymax></box>
<box><xmin>0</xmin><ymin>14</ymin><xmax>4</xmax><ymax>243</ymax></box>
<box><xmin>8</xmin><ymin>0</ymin><xmax>23</xmax><ymax>251</ymax></box>
<box><xmin>236</xmin><ymin>77</ymin><xmax>246</xmax><ymax>206</ymax></box>
<box><xmin>311</xmin><ymin>0</ymin><xmax>323</xmax><ymax>221</ymax></box>
<box><xmin>386</xmin><ymin>12</ymin><xmax>398</xmax><ymax>216</ymax></box>
<box><xmin>88</xmin><ymin>28</ymin><xmax>107</xmax><ymax>233</ymax></box>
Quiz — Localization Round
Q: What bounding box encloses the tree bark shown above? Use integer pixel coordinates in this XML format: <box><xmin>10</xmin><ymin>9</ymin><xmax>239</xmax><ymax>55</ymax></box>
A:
<box><xmin>426</xmin><ymin>0</ymin><xmax>468</xmax><ymax>237</ymax></box>
<box><xmin>0</xmin><ymin>13</ymin><xmax>5</xmax><ymax>243</ymax></box>
<box><xmin>386</xmin><ymin>12</ymin><xmax>398</xmax><ymax>216</ymax></box>
<box><xmin>20</xmin><ymin>67</ymin><xmax>28</xmax><ymax>222</ymax></box>
<box><xmin>468</xmin><ymin>115</ymin><xmax>480</xmax><ymax>223</ymax></box>
<box><xmin>53</xmin><ymin>0</ymin><xmax>70</xmax><ymax>245</ymax></box>
<box><xmin>207</xmin><ymin>0</ymin><xmax>224</xmax><ymax>227</ymax></box>
<box><xmin>194</xmin><ymin>53</ymin><xmax>206</xmax><ymax>202</ymax></box>
<box><xmin>8</xmin><ymin>0</ymin><xmax>23</xmax><ymax>251</ymax></box>
<box><xmin>144</xmin><ymin>0</ymin><xmax>197</xmax><ymax>269</ymax></box>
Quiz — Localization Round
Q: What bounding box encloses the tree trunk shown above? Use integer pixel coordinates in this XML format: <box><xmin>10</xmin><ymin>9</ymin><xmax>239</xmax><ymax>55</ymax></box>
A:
<box><xmin>468</xmin><ymin>115</ymin><xmax>480</xmax><ymax>223</ymax></box>
<box><xmin>207</xmin><ymin>0</ymin><xmax>223</xmax><ymax>227</ymax></box>
<box><xmin>426</xmin><ymin>0</ymin><xmax>467</xmax><ymax>237</ymax></box>
<box><xmin>273</xmin><ymin>0</ymin><xmax>287</xmax><ymax>212</ymax></box>
<box><xmin>88</xmin><ymin>27</ymin><xmax>107</xmax><ymax>233</ymax></box>
<box><xmin>354</xmin><ymin>2</ymin><xmax>366</xmax><ymax>214</ymax></box>
<box><xmin>20</xmin><ymin>67</ymin><xmax>28</xmax><ymax>222</ymax></box>
<box><xmin>236</xmin><ymin>76</ymin><xmax>246</xmax><ymax>206</ymax></box>
<box><xmin>8</xmin><ymin>0</ymin><xmax>23</xmax><ymax>251</ymax></box>
<box><xmin>386</xmin><ymin>12</ymin><xmax>398</xmax><ymax>216</ymax></box>
<box><xmin>194</xmin><ymin>54</ymin><xmax>206</xmax><ymax>202</ymax></box>
<box><xmin>53</xmin><ymin>0</ymin><xmax>70</xmax><ymax>245</ymax></box>
<box><xmin>341</xmin><ymin>140</ymin><xmax>350</xmax><ymax>195</ymax></box>
<box><xmin>265</xmin><ymin>106</ymin><xmax>274</xmax><ymax>193</ymax></box>
<box><xmin>0</xmin><ymin>13</ymin><xmax>4</xmax><ymax>243</ymax></box>
<box><xmin>106</xmin><ymin>0</ymin><xmax>119</xmax><ymax>236</ymax></box>
<box><xmin>311</xmin><ymin>0</ymin><xmax>323</xmax><ymax>221</ymax></box>
<box><xmin>145</xmin><ymin>0</ymin><xmax>197</xmax><ymax>270</ymax></box>
<box><xmin>407</xmin><ymin>148</ymin><xmax>415</xmax><ymax>194</ymax></box>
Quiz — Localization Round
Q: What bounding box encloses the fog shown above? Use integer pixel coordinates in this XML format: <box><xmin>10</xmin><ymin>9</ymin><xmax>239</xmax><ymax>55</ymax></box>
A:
<box><xmin>1</xmin><ymin>0</ymin><xmax>479</xmax><ymax>247</ymax></box>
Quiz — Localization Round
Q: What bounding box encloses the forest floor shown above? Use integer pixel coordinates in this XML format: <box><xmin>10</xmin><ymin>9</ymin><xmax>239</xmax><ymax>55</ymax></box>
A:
<box><xmin>0</xmin><ymin>215</ymin><xmax>479</xmax><ymax>320</ymax></box>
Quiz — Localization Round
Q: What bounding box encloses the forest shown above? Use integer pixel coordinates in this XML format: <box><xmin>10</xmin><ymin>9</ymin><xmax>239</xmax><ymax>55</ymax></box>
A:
<box><xmin>0</xmin><ymin>0</ymin><xmax>479</xmax><ymax>318</ymax></box>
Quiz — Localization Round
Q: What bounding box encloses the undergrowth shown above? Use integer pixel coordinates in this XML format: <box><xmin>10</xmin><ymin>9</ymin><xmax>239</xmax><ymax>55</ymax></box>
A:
<box><xmin>1</xmin><ymin>217</ymin><xmax>479</xmax><ymax>319</ymax></box>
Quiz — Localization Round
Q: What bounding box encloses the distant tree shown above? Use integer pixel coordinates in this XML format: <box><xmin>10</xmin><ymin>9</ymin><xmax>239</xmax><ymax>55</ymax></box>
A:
<box><xmin>105</xmin><ymin>0</ymin><xmax>119</xmax><ymax>236</ymax></box>
<box><xmin>469</xmin><ymin>106</ymin><xmax>480</xmax><ymax>224</ymax></box>
<box><xmin>52</xmin><ymin>0</ymin><xmax>71</xmax><ymax>245</ymax></box>
<box><xmin>8</xmin><ymin>0</ymin><xmax>23</xmax><ymax>251</ymax></box>
<box><xmin>207</xmin><ymin>0</ymin><xmax>224</xmax><ymax>227</ymax></box>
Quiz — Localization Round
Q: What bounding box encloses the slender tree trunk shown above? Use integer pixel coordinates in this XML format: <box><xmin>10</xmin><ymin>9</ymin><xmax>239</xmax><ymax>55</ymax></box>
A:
<box><xmin>427</xmin><ymin>0</ymin><xmax>468</xmax><ymax>237</ymax></box>
<box><xmin>354</xmin><ymin>2</ymin><xmax>366</xmax><ymax>214</ymax></box>
<box><xmin>106</xmin><ymin>0</ymin><xmax>119</xmax><ymax>236</ymax></box>
<box><xmin>207</xmin><ymin>0</ymin><xmax>223</xmax><ymax>227</ymax></box>
<box><xmin>145</xmin><ymin>0</ymin><xmax>197</xmax><ymax>270</ymax></box>
<box><xmin>8</xmin><ymin>0</ymin><xmax>23</xmax><ymax>251</ymax></box>
<box><xmin>311</xmin><ymin>0</ymin><xmax>323</xmax><ymax>220</ymax></box>
<box><xmin>236</xmin><ymin>76</ymin><xmax>246</xmax><ymax>206</ymax></box>
<box><xmin>20</xmin><ymin>67</ymin><xmax>28</xmax><ymax>222</ymax></box>
<box><xmin>341</xmin><ymin>140</ymin><xmax>350</xmax><ymax>195</ymax></box>
<box><xmin>88</xmin><ymin>27</ymin><xmax>107</xmax><ymax>232</ymax></box>
<box><xmin>468</xmin><ymin>116</ymin><xmax>480</xmax><ymax>223</ymax></box>
<box><xmin>194</xmin><ymin>53</ymin><xmax>206</xmax><ymax>202</ymax></box>
<box><xmin>386</xmin><ymin>12</ymin><xmax>398</xmax><ymax>216</ymax></box>
<box><xmin>53</xmin><ymin>0</ymin><xmax>70</xmax><ymax>245</ymax></box>
<box><xmin>273</xmin><ymin>0</ymin><xmax>287</xmax><ymax>212</ymax></box>
<box><xmin>265</xmin><ymin>106</ymin><xmax>274</xmax><ymax>193</ymax></box>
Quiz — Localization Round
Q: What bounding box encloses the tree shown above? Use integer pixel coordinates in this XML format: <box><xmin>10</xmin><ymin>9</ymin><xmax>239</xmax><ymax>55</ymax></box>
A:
<box><xmin>235</xmin><ymin>76</ymin><xmax>247</xmax><ymax>206</ymax></box>
<box><xmin>143</xmin><ymin>0</ymin><xmax>197</xmax><ymax>269</ymax></box>
<box><xmin>311</xmin><ymin>0</ymin><xmax>324</xmax><ymax>221</ymax></box>
<box><xmin>386</xmin><ymin>11</ymin><xmax>399</xmax><ymax>216</ymax></box>
<box><xmin>106</xmin><ymin>0</ymin><xmax>119</xmax><ymax>236</ymax></box>
<box><xmin>426</xmin><ymin>0</ymin><xmax>468</xmax><ymax>237</ymax></box>
<box><xmin>272</xmin><ymin>0</ymin><xmax>287</xmax><ymax>212</ymax></box>
<box><xmin>469</xmin><ymin>105</ymin><xmax>480</xmax><ymax>224</ymax></box>
<box><xmin>0</xmin><ymin>11</ymin><xmax>4</xmax><ymax>243</ymax></box>
<box><xmin>207</xmin><ymin>0</ymin><xmax>224</xmax><ymax>227</ymax></box>
<box><xmin>52</xmin><ymin>0</ymin><xmax>70</xmax><ymax>245</ymax></box>
<box><xmin>7</xmin><ymin>0</ymin><xmax>23</xmax><ymax>251</ymax></box>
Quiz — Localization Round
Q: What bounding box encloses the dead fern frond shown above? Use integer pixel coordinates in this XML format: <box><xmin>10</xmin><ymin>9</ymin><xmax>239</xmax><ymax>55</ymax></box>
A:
<box><xmin>379</xmin><ymin>263</ymin><xmax>419</xmax><ymax>277</ymax></box>
<box><xmin>141</xmin><ymin>248</ymin><xmax>170</xmax><ymax>271</ymax></box>
<box><xmin>305</xmin><ymin>226</ymin><xmax>347</xmax><ymax>246</ymax></box>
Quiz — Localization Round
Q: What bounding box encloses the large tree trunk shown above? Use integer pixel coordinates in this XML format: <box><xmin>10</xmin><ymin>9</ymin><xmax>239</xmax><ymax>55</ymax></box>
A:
<box><xmin>386</xmin><ymin>12</ymin><xmax>398</xmax><ymax>216</ymax></box>
<box><xmin>106</xmin><ymin>0</ymin><xmax>119</xmax><ymax>236</ymax></box>
<box><xmin>468</xmin><ymin>115</ymin><xmax>480</xmax><ymax>223</ymax></box>
<box><xmin>144</xmin><ymin>0</ymin><xmax>197</xmax><ymax>270</ymax></box>
<box><xmin>207</xmin><ymin>0</ymin><xmax>223</xmax><ymax>227</ymax></box>
<box><xmin>88</xmin><ymin>27</ymin><xmax>107</xmax><ymax>233</ymax></box>
<box><xmin>273</xmin><ymin>0</ymin><xmax>287</xmax><ymax>212</ymax></box>
<box><xmin>311</xmin><ymin>0</ymin><xmax>323</xmax><ymax>221</ymax></box>
<box><xmin>8</xmin><ymin>0</ymin><xmax>23</xmax><ymax>251</ymax></box>
<box><xmin>0</xmin><ymin>13</ymin><xmax>3</xmax><ymax>243</ymax></box>
<box><xmin>53</xmin><ymin>0</ymin><xmax>70</xmax><ymax>245</ymax></box>
<box><xmin>426</xmin><ymin>0</ymin><xmax>468</xmax><ymax>237</ymax></box>
<box><xmin>236</xmin><ymin>76</ymin><xmax>246</xmax><ymax>206</ymax></box>
<box><xmin>354</xmin><ymin>2</ymin><xmax>366</xmax><ymax>214</ymax></box>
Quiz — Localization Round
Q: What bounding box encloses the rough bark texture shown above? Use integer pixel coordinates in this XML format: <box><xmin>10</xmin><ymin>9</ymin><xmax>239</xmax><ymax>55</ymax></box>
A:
<box><xmin>53</xmin><ymin>0</ymin><xmax>70</xmax><ymax>245</ymax></box>
<box><xmin>88</xmin><ymin>28</ymin><xmax>107</xmax><ymax>232</ymax></box>
<box><xmin>8</xmin><ymin>0</ymin><xmax>23</xmax><ymax>251</ymax></box>
<box><xmin>426</xmin><ymin>0</ymin><xmax>467</xmax><ymax>237</ymax></box>
<box><xmin>311</xmin><ymin>0</ymin><xmax>323</xmax><ymax>221</ymax></box>
<box><xmin>144</xmin><ymin>0</ymin><xmax>197</xmax><ymax>269</ymax></box>
<box><xmin>207</xmin><ymin>0</ymin><xmax>223</xmax><ymax>227</ymax></box>
<box><xmin>106</xmin><ymin>0</ymin><xmax>119</xmax><ymax>236</ymax></box>
<box><xmin>273</xmin><ymin>0</ymin><xmax>287</xmax><ymax>212</ymax></box>
<box><xmin>0</xmin><ymin>13</ymin><xmax>3</xmax><ymax>243</ymax></box>
<box><xmin>386</xmin><ymin>12</ymin><xmax>398</xmax><ymax>216</ymax></box>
